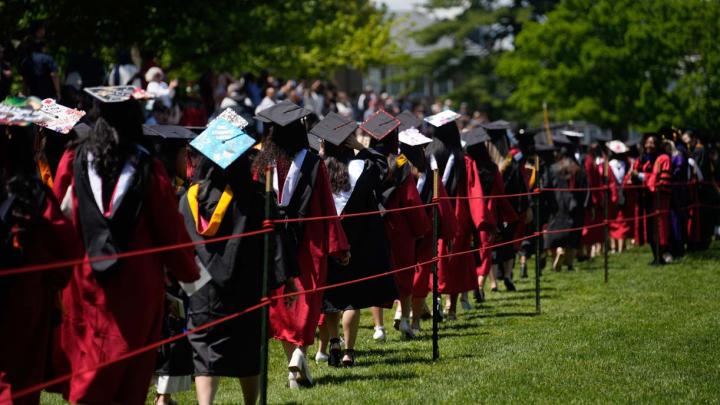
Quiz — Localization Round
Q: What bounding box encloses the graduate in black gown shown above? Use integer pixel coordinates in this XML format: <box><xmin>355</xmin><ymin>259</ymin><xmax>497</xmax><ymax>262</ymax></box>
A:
<box><xmin>542</xmin><ymin>143</ymin><xmax>590</xmax><ymax>271</ymax></box>
<box><xmin>313</xmin><ymin>112</ymin><xmax>397</xmax><ymax>367</ymax></box>
<box><xmin>144</xmin><ymin>125</ymin><xmax>198</xmax><ymax>405</ymax></box>
<box><xmin>178</xmin><ymin>115</ymin><xmax>297</xmax><ymax>405</ymax></box>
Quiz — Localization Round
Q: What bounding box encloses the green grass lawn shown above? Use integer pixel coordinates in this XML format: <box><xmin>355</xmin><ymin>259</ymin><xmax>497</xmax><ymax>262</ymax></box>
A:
<box><xmin>41</xmin><ymin>244</ymin><xmax>720</xmax><ymax>404</ymax></box>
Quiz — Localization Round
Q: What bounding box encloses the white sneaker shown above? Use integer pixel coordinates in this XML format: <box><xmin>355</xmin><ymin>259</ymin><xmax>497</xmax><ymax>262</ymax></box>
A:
<box><xmin>373</xmin><ymin>326</ymin><xmax>386</xmax><ymax>342</ymax></box>
<box><xmin>288</xmin><ymin>348</ymin><xmax>313</xmax><ymax>386</ymax></box>
<box><xmin>288</xmin><ymin>371</ymin><xmax>300</xmax><ymax>389</ymax></box>
<box><xmin>399</xmin><ymin>318</ymin><xmax>416</xmax><ymax>339</ymax></box>
<box><xmin>314</xmin><ymin>351</ymin><xmax>329</xmax><ymax>364</ymax></box>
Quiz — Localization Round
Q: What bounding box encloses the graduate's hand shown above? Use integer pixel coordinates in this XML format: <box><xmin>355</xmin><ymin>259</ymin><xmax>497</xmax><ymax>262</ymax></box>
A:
<box><xmin>343</xmin><ymin>136</ymin><xmax>365</xmax><ymax>151</ymax></box>
<box><xmin>337</xmin><ymin>251</ymin><xmax>351</xmax><ymax>266</ymax></box>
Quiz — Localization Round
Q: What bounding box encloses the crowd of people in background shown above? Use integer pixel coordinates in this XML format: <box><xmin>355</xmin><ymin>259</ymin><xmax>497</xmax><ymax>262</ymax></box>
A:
<box><xmin>2</xmin><ymin>32</ymin><xmax>720</xmax><ymax>405</ymax></box>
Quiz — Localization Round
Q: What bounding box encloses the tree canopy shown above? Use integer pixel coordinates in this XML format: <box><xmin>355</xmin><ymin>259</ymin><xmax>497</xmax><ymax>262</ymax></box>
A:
<box><xmin>497</xmin><ymin>0</ymin><xmax>720</xmax><ymax>134</ymax></box>
<box><xmin>399</xmin><ymin>0</ymin><xmax>558</xmax><ymax>118</ymax></box>
<box><xmin>0</xmin><ymin>0</ymin><xmax>396</xmax><ymax>80</ymax></box>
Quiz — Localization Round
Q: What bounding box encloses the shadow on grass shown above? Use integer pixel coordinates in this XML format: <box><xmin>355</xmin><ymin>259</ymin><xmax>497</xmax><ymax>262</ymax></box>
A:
<box><xmin>459</xmin><ymin>311</ymin><xmax>539</xmax><ymax>321</ymax></box>
<box><xmin>488</xmin><ymin>294</ymin><xmax>555</xmax><ymax>302</ymax></box>
<box><xmin>313</xmin><ymin>370</ymin><xmax>417</xmax><ymax>386</ymax></box>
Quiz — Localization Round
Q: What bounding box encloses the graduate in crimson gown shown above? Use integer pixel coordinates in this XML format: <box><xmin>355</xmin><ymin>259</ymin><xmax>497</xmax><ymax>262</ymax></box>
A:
<box><xmin>629</xmin><ymin>134</ymin><xmax>672</xmax><ymax>264</ymax></box>
<box><xmin>424</xmin><ymin>111</ymin><xmax>476</xmax><ymax>319</ymax></box>
<box><xmin>361</xmin><ymin>109</ymin><xmax>431</xmax><ymax>340</ymax></box>
<box><xmin>254</xmin><ymin>101</ymin><xmax>349</xmax><ymax>389</ymax></box>
<box><xmin>0</xmin><ymin>126</ymin><xmax>79</xmax><ymax>405</ymax></box>
<box><xmin>52</xmin><ymin>96</ymin><xmax>199</xmax><ymax>405</ymax></box>
<box><xmin>463</xmin><ymin>127</ymin><xmax>519</xmax><ymax>298</ymax></box>
<box><xmin>580</xmin><ymin>144</ymin><xmax>606</xmax><ymax>258</ymax></box>
<box><xmin>395</xmin><ymin>111</ymin><xmax>457</xmax><ymax>332</ymax></box>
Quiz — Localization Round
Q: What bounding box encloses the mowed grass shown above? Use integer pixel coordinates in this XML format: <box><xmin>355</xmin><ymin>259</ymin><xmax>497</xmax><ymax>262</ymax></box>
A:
<box><xmin>41</xmin><ymin>244</ymin><xmax>720</xmax><ymax>404</ymax></box>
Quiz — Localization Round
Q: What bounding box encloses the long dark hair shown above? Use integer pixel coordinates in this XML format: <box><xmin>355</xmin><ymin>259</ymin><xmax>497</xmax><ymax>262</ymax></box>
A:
<box><xmin>425</xmin><ymin>121</ymin><xmax>465</xmax><ymax>187</ymax></box>
<box><xmin>252</xmin><ymin>120</ymin><xmax>309</xmax><ymax>174</ymax></box>
<box><xmin>323</xmin><ymin>141</ymin><xmax>354</xmax><ymax>194</ymax></box>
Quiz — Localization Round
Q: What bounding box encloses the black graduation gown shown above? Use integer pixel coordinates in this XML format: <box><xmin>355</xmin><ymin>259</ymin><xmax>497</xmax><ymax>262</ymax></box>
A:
<box><xmin>542</xmin><ymin>158</ymin><xmax>589</xmax><ymax>249</ymax></box>
<box><xmin>322</xmin><ymin>148</ymin><xmax>398</xmax><ymax>312</ymax></box>
<box><xmin>179</xmin><ymin>181</ymin><xmax>294</xmax><ymax>377</ymax></box>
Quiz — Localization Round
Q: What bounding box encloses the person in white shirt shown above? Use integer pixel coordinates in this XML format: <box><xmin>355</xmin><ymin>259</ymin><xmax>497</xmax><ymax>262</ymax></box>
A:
<box><xmin>145</xmin><ymin>66</ymin><xmax>177</xmax><ymax>110</ymax></box>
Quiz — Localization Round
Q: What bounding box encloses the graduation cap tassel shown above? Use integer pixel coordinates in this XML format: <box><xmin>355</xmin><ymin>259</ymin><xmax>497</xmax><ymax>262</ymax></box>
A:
<box><xmin>543</xmin><ymin>102</ymin><xmax>554</xmax><ymax>147</ymax></box>
<box><xmin>432</xmin><ymin>168</ymin><xmax>440</xmax><ymax>361</ymax></box>
<box><xmin>259</xmin><ymin>167</ymin><xmax>273</xmax><ymax>405</ymax></box>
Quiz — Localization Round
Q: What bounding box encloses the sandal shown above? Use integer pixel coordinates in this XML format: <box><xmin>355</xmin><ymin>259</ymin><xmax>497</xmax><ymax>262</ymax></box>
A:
<box><xmin>342</xmin><ymin>349</ymin><xmax>355</xmax><ymax>367</ymax></box>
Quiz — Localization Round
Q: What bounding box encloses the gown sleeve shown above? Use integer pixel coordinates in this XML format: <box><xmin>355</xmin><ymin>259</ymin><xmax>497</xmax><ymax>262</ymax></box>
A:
<box><xmin>436</xmin><ymin>178</ymin><xmax>457</xmax><ymax>242</ymax></box>
<box><xmin>464</xmin><ymin>156</ymin><xmax>493</xmax><ymax>232</ymax></box>
<box><xmin>401</xmin><ymin>175</ymin><xmax>432</xmax><ymax>240</ymax></box>
<box><xmin>52</xmin><ymin>148</ymin><xmax>76</xmax><ymax>203</ymax></box>
<box><xmin>146</xmin><ymin>160</ymin><xmax>199</xmax><ymax>283</ymax></box>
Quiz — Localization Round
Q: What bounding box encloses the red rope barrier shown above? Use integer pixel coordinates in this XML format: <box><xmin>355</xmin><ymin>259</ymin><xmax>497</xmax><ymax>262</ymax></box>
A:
<box><xmin>436</xmin><ymin>190</ymin><xmax>539</xmax><ymax>201</ymax></box>
<box><xmin>10</xmin><ymin>198</ymin><xmax>720</xmax><ymax>400</ymax></box>
<box><xmin>0</xmin><ymin>228</ymin><xmax>274</xmax><ymax>278</ymax></box>
<box><xmin>273</xmin><ymin>202</ymin><xmax>438</xmax><ymax>224</ymax></box>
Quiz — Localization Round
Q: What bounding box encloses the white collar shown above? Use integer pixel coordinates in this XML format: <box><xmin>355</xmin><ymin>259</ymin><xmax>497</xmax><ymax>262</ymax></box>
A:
<box><xmin>87</xmin><ymin>152</ymin><xmax>137</xmax><ymax>217</ymax></box>
<box><xmin>273</xmin><ymin>149</ymin><xmax>308</xmax><ymax>207</ymax></box>
<box><xmin>332</xmin><ymin>159</ymin><xmax>365</xmax><ymax>215</ymax></box>
<box><xmin>440</xmin><ymin>153</ymin><xmax>455</xmax><ymax>187</ymax></box>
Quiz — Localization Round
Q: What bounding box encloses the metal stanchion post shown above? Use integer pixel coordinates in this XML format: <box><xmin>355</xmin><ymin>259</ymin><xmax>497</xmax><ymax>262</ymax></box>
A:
<box><xmin>432</xmin><ymin>168</ymin><xmax>440</xmax><ymax>361</ymax></box>
<box><xmin>604</xmin><ymin>159</ymin><xmax>610</xmax><ymax>283</ymax></box>
<box><xmin>259</xmin><ymin>167</ymin><xmax>272</xmax><ymax>405</ymax></box>
<box><xmin>534</xmin><ymin>158</ymin><xmax>542</xmax><ymax>315</ymax></box>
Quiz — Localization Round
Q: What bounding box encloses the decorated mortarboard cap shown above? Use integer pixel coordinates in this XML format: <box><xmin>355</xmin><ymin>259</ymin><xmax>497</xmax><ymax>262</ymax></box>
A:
<box><xmin>309</xmin><ymin>112</ymin><xmax>358</xmax><ymax>146</ymax></box>
<box><xmin>360</xmin><ymin>109</ymin><xmax>400</xmax><ymax>140</ymax></box>
<box><xmin>399</xmin><ymin>127</ymin><xmax>432</xmax><ymax>147</ymax></box>
<box><xmin>463</xmin><ymin>126</ymin><xmax>490</xmax><ymax>147</ymax></box>
<box><xmin>551</xmin><ymin>131</ymin><xmax>572</xmax><ymax>145</ymax></box>
<box><xmin>189</xmin><ymin>108</ymin><xmax>255</xmax><ymax>169</ymax></box>
<box><xmin>254</xmin><ymin>100</ymin><xmax>312</xmax><ymax>127</ymax></box>
<box><xmin>84</xmin><ymin>86</ymin><xmax>153</xmax><ymax>103</ymax></box>
<box><xmin>396</xmin><ymin>110</ymin><xmax>423</xmax><ymax>132</ymax></box>
<box><xmin>424</xmin><ymin>110</ymin><xmax>460</xmax><ymax>128</ymax></box>
<box><xmin>143</xmin><ymin>125</ymin><xmax>196</xmax><ymax>140</ymax></box>
<box><xmin>607</xmin><ymin>140</ymin><xmax>629</xmax><ymax>154</ymax></box>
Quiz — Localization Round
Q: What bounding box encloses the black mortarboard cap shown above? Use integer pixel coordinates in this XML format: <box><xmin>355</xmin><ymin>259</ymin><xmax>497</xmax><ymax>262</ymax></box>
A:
<box><xmin>396</xmin><ymin>110</ymin><xmax>423</xmax><ymax>132</ymax></box>
<box><xmin>143</xmin><ymin>125</ymin><xmax>196</xmax><ymax>140</ymax></box>
<box><xmin>479</xmin><ymin>120</ymin><xmax>511</xmax><ymax>130</ymax></box>
<box><xmin>534</xmin><ymin>132</ymin><xmax>558</xmax><ymax>151</ymax></box>
<box><xmin>463</xmin><ymin>126</ymin><xmax>490</xmax><ymax>147</ymax></box>
<box><xmin>360</xmin><ymin>109</ymin><xmax>400</xmax><ymax>140</ymax></box>
<box><xmin>308</xmin><ymin>112</ymin><xmax>358</xmax><ymax>146</ymax></box>
<box><xmin>254</xmin><ymin>100</ymin><xmax>312</xmax><ymax>127</ymax></box>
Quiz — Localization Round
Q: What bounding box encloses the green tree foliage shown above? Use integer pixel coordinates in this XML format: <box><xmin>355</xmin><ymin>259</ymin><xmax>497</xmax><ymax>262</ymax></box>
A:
<box><xmin>497</xmin><ymin>0</ymin><xmax>720</xmax><ymax>134</ymax></box>
<box><xmin>0</xmin><ymin>0</ymin><xmax>395</xmax><ymax>79</ymax></box>
<box><xmin>402</xmin><ymin>0</ymin><xmax>557</xmax><ymax>117</ymax></box>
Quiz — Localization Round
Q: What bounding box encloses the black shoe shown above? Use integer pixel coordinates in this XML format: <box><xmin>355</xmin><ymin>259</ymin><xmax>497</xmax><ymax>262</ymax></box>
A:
<box><xmin>328</xmin><ymin>338</ymin><xmax>342</xmax><ymax>367</ymax></box>
<box><xmin>503</xmin><ymin>278</ymin><xmax>517</xmax><ymax>292</ymax></box>
<box><xmin>474</xmin><ymin>288</ymin><xmax>485</xmax><ymax>303</ymax></box>
<box><xmin>491</xmin><ymin>286</ymin><xmax>499</xmax><ymax>292</ymax></box>
<box><xmin>520</xmin><ymin>264</ymin><xmax>528</xmax><ymax>279</ymax></box>
<box><xmin>576</xmin><ymin>255</ymin><xmax>589</xmax><ymax>263</ymax></box>
<box><xmin>473</xmin><ymin>288</ymin><xmax>483</xmax><ymax>303</ymax></box>
<box><xmin>567</xmin><ymin>265</ymin><xmax>574</xmax><ymax>271</ymax></box>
